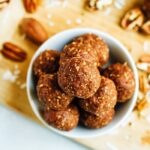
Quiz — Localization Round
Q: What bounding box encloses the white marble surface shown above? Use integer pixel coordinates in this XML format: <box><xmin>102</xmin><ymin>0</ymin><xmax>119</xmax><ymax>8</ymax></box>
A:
<box><xmin>0</xmin><ymin>105</ymin><xmax>90</xmax><ymax>150</ymax></box>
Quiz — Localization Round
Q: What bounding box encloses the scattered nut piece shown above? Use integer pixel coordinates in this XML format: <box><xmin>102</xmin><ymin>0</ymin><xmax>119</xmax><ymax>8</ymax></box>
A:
<box><xmin>134</xmin><ymin>98</ymin><xmax>148</xmax><ymax>112</ymax></box>
<box><xmin>23</xmin><ymin>0</ymin><xmax>41</xmax><ymax>13</ymax></box>
<box><xmin>139</xmin><ymin>54</ymin><xmax>150</xmax><ymax>63</ymax></box>
<box><xmin>20</xmin><ymin>18</ymin><xmax>48</xmax><ymax>45</ymax></box>
<box><xmin>139</xmin><ymin>73</ymin><xmax>149</xmax><ymax>94</ymax></box>
<box><xmin>85</xmin><ymin>0</ymin><xmax>113</xmax><ymax>11</ymax></box>
<box><xmin>142</xmin><ymin>20</ymin><xmax>150</xmax><ymax>35</ymax></box>
<box><xmin>121</xmin><ymin>8</ymin><xmax>144</xmax><ymax>31</ymax></box>
<box><xmin>1</xmin><ymin>42</ymin><xmax>27</xmax><ymax>62</ymax></box>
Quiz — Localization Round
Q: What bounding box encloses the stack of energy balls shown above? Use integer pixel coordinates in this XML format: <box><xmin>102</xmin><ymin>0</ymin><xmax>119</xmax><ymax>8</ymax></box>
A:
<box><xmin>33</xmin><ymin>34</ymin><xmax>135</xmax><ymax>131</ymax></box>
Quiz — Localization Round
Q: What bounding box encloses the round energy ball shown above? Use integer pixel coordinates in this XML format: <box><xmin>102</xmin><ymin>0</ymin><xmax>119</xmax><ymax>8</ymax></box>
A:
<box><xmin>60</xmin><ymin>34</ymin><xmax>109</xmax><ymax>67</ymax></box>
<box><xmin>79</xmin><ymin>76</ymin><xmax>117</xmax><ymax>115</ymax></box>
<box><xmin>37</xmin><ymin>74</ymin><xmax>73</xmax><ymax>110</ymax></box>
<box><xmin>80</xmin><ymin>109</ymin><xmax>115</xmax><ymax>128</ymax></box>
<box><xmin>58</xmin><ymin>57</ymin><xmax>101</xmax><ymax>99</ymax></box>
<box><xmin>33</xmin><ymin>50</ymin><xmax>60</xmax><ymax>79</ymax></box>
<box><xmin>103</xmin><ymin>63</ymin><xmax>135</xmax><ymax>102</ymax></box>
<box><xmin>43</xmin><ymin>104</ymin><xmax>79</xmax><ymax>131</ymax></box>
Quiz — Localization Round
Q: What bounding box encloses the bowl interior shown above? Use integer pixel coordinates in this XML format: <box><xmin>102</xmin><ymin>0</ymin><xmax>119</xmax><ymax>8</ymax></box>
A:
<box><xmin>27</xmin><ymin>28</ymin><xmax>138</xmax><ymax>138</ymax></box>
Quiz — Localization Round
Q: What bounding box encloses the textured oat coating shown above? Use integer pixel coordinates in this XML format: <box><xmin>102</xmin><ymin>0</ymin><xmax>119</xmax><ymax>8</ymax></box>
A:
<box><xmin>37</xmin><ymin>74</ymin><xmax>73</xmax><ymax>110</ymax></box>
<box><xmin>60</xmin><ymin>34</ymin><xmax>109</xmax><ymax>67</ymax></box>
<box><xmin>79</xmin><ymin>76</ymin><xmax>117</xmax><ymax>115</ymax></box>
<box><xmin>103</xmin><ymin>63</ymin><xmax>135</xmax><ymax>102</ymax></box>
<box><xmin>80</xmin><ymin>109</ymin><xmax>115</xmax><ymax>128</ymax></box>
<box><xmin>58</xmin><ymin>57</ymin><xmax>101</xmax><ymax>99</ymax></box>
<box><xmin>43</xmin><ymin>104</ymin><xmax>79</xmax><ymax>131</ymax></box>
<box><xmin>33</xmin><ymin>50</ymin><xmax>60</xmax><ymax>78</ymax></box>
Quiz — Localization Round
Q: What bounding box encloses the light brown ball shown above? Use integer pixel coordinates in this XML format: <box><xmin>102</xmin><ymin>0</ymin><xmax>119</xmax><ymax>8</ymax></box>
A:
<box><xmin>103</xmin><ymin>63</ymin><xmax>135</xmax><ymax>102</ymax></box>
<box><xmin>43</xmin><ymin>104</ymin><xmax>79</xmax><ymax>131</ymax></box>
<box><xmin>58</xmin><ymin>57</ymin><xmax>101</xmax><ymax>99</ymax></box>
<box><xmin>60</xmin><ymin>34</ymin><xmax>109</xmax><ymax>67</ymax></box>
<box><xmin>33</xmin><ymin>50</ymin><xmax>60</xmax><ymax>79</ymax></box>
<box><xmin>37</xmin><ymin>74</ymin><xmax>73</xmax><ymax>110</ymax></box>
<box><xmin>79</xmin><ymin>76</ymin><xmax>117</xmax><ymax>115</ymax></box>
<box><xmin>80</xmin><ymin>109</ymin><xmax>115</xmax><ymax>128</ymax></box>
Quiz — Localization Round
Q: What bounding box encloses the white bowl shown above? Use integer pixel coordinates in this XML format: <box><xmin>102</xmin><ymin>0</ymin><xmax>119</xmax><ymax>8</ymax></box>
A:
<box><xmin>27</xmin><ymin>28</ymin><xmax>138</xmax><ymax>138</ymax></box>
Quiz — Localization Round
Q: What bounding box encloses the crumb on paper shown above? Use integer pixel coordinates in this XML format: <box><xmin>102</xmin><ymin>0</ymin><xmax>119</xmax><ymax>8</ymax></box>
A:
<box><xmin>128</xmin><ymin>122</ymin><xmax>132</xmax><ymax>126</ymax></box>
<box><xmin>106</xmin><ymin>142</ymin><xmax>118</xmax><ymax>150</ymax></box>
<box><xmin>120</xmin><ymin>112</ymin><xmax>135</xmax><ymax>127</ymax></box>
<box><xmin>76</xmin><ymin>18</ymin><xmax>82</xmax><ymax>24</ymax></box>
<box><xmin>66</xmin><ymin>19</ymin><xmax>72</xmax><ymax>25</ymax></box>
<box><xmin>2</xmin><ymin>70</ymin><xmax>18</xmax><ymax>82</ymax></box>
<box><xmin>141</xmin><ymin>131</ymin><xmax>150</xmax><ymax>145</ymax></box>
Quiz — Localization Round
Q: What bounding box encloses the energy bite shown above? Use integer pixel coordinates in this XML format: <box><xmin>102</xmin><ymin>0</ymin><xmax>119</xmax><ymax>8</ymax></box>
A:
<box><xmin>58</xmin><ymin>57</ymin><xmax>101</xmax><ymax>99</ymax></box>
<box><xmin>103</xmin><ymin>63</ymin><xmax>135</xmax><ymax>103</ymax></box>
<box><xmin>80</xmin><ymin>109</ymin><xmax>115</xmax><ymax>128</ymax></box>
<box><xmin>43</xmin><ymin>104</ymin><xmax>79</xmax><ymax>131</ymax></box>
<box><xmin>33</xmin><ymin>50</ymin><xmax>60</xmax><ymax>79</ymax></box>
<box><xmin>60</xmin><ymin>34</ymin><xmax>109</xmax><ymax>67</ymax></box>
<box><xmin>37</xmin><ymin>74</ymin><xmax>73</xmax><ymax>110</ymax></box>
<box><xmin>79</xmin><ymin>76</ymin><xmax>117</xmax><ymax>115</ymax></box>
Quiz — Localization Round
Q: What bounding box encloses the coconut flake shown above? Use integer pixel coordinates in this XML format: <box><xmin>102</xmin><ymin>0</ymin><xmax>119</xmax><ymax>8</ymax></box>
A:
<box><xmin>2</xmin><ymin>70</ymin><xmax>18</xmax><ymax>82</ymax></box>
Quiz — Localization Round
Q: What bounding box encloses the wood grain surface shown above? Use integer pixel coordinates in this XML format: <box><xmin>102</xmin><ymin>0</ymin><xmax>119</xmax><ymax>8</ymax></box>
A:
<box><xmin>0</xmin><ymin>0</ymin><xmax>150</xmax><ymax>149</ymax></box>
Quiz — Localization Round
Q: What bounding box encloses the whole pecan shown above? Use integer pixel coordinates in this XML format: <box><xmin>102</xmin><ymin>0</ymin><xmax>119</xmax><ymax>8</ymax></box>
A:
<box><xmin>1</xmin><ymin>42</ymin><xmax>27</xmax><ymax>62</ymax></box>
<box><xmin>23</xmin><ymin>0</ymin><xmax>41</xmax><ymax>13</ymax></box>
<box><xmin>121</xmin><ymin>8</ymin><xmax>144</xmax><ymax>31</ymax></box>
<box><xmin>20</xmin><ymin>18</ymin><xmax>48</xmax><ymax>45</ymax></box>
<box><xmin>0</xmin><ymin>0</ymin><xmax>10</xmax><ymax>10</ymax></box>
<box><xmin>142</xmin><ymin>20</ymin><xmax>150</xmax><ymax>35</ymax></box>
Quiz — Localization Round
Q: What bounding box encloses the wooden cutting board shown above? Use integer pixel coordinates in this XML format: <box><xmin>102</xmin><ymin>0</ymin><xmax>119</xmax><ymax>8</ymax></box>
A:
<box><xmin>0</xmin><ymin>0</ymin><xmax>150</xmax><ymax>149</ymax></box>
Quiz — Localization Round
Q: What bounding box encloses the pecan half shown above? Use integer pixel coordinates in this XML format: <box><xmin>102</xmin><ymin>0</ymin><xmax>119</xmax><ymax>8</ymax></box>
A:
<box><xmin>1</xmin><ymin>42</ymin><xmax>27</xmax><ymax>62</ymax></box>
<box><xmin>0</xmin><ymin>0</ymin><xmax>10</xmax><ymax>10</ymax></box>
<box><xmin>20</xmin><ymin>18</ymin><xmax>48</xmax><ymax>45</ymax></box>
<box><xmin>142</xmin><ymin>20</ymin><xmax>150</xmax><ymax>35</ymax></box>
<box><xmin>23</xmin><ymin>0</ymin><xmax>41</xmax><ymax>13</ymax></box>
<box><xmin>121</xmin><ymin>8</ymin><xmax>144</xmax><ymax>31</ymax></box>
